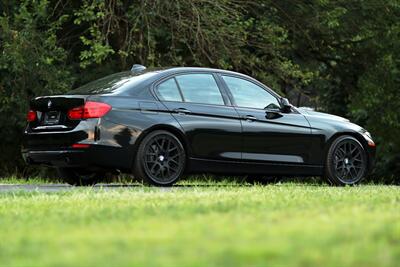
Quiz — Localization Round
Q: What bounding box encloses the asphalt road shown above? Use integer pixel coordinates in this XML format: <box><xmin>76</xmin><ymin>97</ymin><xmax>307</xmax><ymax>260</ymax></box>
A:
<box><xmin>0</xmin><ymin>184</ymin><xmax>152</xmax><ymax>193</ymax></box>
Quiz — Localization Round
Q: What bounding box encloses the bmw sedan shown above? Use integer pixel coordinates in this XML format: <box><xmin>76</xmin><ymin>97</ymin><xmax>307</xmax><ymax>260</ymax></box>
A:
<box><xmin>22</xmin><ymin>65</ymin><xmax>376</xmax><ymax>186</ymax></box>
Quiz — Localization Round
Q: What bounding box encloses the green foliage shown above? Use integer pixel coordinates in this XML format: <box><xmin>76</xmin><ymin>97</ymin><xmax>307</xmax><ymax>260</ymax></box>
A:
<box><xmin>0</xmin><ymin>0</ymin><xmax>73</xmax><ymax>174</ymax></box>
<box><xmin>352</xmin><ymin>24</ymin><xmax>400</xmax><ymax>180</ymax></box>
<box><xmin>0</xmin><ymin>0</ymin><xmax>399</xmax><ymax>180</ymax></box>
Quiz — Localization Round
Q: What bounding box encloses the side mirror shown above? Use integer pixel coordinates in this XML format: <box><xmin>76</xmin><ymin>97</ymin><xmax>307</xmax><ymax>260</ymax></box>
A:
<box><xmin>280</xmin><ymin>98</ymin><xmax>292</xmax><ymax>113</ymax></box>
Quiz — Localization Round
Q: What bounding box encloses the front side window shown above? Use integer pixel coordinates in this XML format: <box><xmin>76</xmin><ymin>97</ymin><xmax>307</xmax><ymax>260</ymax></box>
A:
<box><xmin>156</xmin><ymin>78</ymin><xmax>183</xmax><ymax>102</ymax></box>
<box><xmin>222</xmin><ymin>76</ymin><xmax>280</xmax><ymax>110</ymax></box>
<box><xmin>175</xmin><ymin>74</ymin><xmax>224</xmax><ymax>105</ymax></box>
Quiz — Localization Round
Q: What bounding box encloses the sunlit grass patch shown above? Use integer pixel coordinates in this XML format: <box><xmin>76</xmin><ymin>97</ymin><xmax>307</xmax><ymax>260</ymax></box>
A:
<box><xmin>0</xmin><ymin>182</ymin><xmax>398</xmax><ymax>267</ymax></box>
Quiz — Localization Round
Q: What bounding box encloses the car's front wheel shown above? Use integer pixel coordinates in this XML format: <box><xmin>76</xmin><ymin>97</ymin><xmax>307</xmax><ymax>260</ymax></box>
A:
<box><xmin>325</xmin><ymin>135</ymin><xmax>368</xmax><ymax>185</ymax></box>
<box><xmin>57</xmin><ymin>167</ymin><xmax>101</xmax><ymax>186</ymax></box>
<box><xmin>134</xmin><ymin>130</ymin><xmax>186</xmax><ymax>186</ymax></box>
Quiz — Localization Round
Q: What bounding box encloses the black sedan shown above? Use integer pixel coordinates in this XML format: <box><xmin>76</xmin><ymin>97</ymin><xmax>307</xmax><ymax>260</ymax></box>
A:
<box><xmin>22</xmin><ymin>65</ymin><xmax>376</xmax><ymax>186</ymax></box>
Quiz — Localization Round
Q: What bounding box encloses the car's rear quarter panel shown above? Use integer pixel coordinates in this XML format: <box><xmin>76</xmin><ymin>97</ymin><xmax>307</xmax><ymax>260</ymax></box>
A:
<box><xmin>91</xmin><ymin>95</ymin><xmax>185</xmax><ymax>171</ymax></box>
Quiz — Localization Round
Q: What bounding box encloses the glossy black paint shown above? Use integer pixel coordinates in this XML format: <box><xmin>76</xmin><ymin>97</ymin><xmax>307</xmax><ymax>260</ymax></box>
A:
<box><xmin>22</xmin><ymin>67</ymin><xmax>376</xmax><ymax>178</ymax></box>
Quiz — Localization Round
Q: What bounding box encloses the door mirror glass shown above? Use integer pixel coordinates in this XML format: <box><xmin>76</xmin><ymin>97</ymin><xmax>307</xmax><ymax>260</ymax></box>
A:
<box><xmin>280</xmin><ymin>98</ymin><xmax>292</xmax><ymax>113</ymax></box>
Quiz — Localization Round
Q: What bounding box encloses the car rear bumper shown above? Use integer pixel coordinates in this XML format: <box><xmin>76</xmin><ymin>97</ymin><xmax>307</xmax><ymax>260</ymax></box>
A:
<box><xmin>22</xmin><ymin>118</ymin><xmax>139</xmax><ymax>171</ymax></box>
<box><xmin>22</xmin><ymin>144</ymin><xmax>134</xmax><ymax>172</ymax></box>
<box><xmin>22</xmin><ymin>149</ymin><xmax>88</xmax><ymax>167</ymax></box>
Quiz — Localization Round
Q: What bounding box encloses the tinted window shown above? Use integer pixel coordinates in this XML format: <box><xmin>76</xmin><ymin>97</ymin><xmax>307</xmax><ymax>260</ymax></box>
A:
<box><xmin>156</xmin><ymin>78</ymin><xmax>182</xmax><ymax>101</ymax></box>
<box><xmin>222</xmin><ymin>76</ymin><xmax>280</xmax><ymax>109</ymax></box>
<box><xmin>175</xmin><ymin>74</ymin><xmax>224</xmax><ymax>105</ymax></box>
<box><xmin>69</xmin><ymin>71</ymin><xmax>157</xmax><ymax>95</ymax></box>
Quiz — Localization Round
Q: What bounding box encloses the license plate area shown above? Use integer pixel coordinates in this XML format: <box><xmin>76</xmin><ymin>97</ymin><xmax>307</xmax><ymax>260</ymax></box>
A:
<box><xmin>43</xmin><ymin>111</ymin><xmax>61</xmax><ymax>125</ymax></box>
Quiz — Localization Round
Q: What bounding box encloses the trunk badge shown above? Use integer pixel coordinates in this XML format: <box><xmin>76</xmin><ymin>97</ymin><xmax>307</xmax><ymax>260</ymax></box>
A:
<box><xmin>47</xmin><ymin>100</ymin><xmax>52</xmax><ymax>109</ymax></box>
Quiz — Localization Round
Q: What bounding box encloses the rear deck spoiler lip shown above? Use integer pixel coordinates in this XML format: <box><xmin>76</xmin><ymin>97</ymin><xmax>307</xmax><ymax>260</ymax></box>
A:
<box><xmin>32</xmin><ymin>94</ymin><xmax>89</xmax><ymax>102</ymax></box>
<box><xmin>30</xmin><ymin>95</ymin><xmax>88</xmax><ymax>111</ymax></box>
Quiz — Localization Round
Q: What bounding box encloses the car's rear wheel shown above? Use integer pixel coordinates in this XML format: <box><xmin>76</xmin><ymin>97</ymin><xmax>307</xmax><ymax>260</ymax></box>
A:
<box><xmin>57</xmin><ymin>167</ymin><xmax>101</xmax><ymax>186</ymax></box>
<box><xmin>134</xmin><ymin>130</ymin><xmax>186</xmax><ymax>186</ymax></box>
<box><xmin>325</xmin><ymin>135</ymin><xmax>368</xmax><ymax>185</ymax></box>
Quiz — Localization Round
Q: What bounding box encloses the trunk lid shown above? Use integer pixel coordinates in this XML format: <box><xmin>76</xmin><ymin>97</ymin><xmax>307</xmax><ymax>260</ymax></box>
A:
<box><xmin>29</xmin><ymin>95</ymin><xmax>87</xmax><ymax>131</ymax></box>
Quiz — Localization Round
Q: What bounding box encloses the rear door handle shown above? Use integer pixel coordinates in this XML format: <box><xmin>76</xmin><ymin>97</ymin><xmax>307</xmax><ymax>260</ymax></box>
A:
<box><xmin>243</xmin><ymin>115</ymin><xmax>257</xmax><ymax>121</ymax></box>
<box><xmin>173</xmin><ymin>108</ymin><xmax>192</xmax><ymax>115</ymax></box>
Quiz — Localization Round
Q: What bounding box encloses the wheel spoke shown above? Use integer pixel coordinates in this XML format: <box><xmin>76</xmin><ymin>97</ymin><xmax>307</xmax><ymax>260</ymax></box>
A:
<box><xmin>351</xmin><ymin>167</ymin><xmax>358</xmax><ymax>179</ymax></box>
<box><xmin>170</xmin><ymin>152</ymin><xmax>182</xmax><ymax>159</ymax></box>
<box><xmin>155</xmin><ymin>166</ymin><xmax>162</xmax><ymax>176</ymax></box>
<box><xmin>340</xmin><ymin>168</ymin><xmax>346</xmax><ymax>178</ymax></box>
<box><xmin>170</xmin><ymin>161</ymin><xmax>180</xmax><ymax>170</ymax></box>
<box><xmin>150</xmin><ymin>163</ymin><xmax>158</xmax><ymax>174</ymax></box>
<box><xmin>161</xmin><ymin>138</ymin><xmax>166</xmax><ymax>150</ymax></box>
<box><xmin>167</xmin><ymin>139</ymin><xmax>172</xmax><ymax>150</ymax></box>
<box><xmin>166</xmin><ymin>165</ymin><xmax>172</xmax><ymax>176</ymax></box>
<box><xmin>168</xmin><ymin>146</ymin><xmax>178</xmax><ymax>153</ymax></box>
<box><xmin>149</xmin><ymin>145</ymin><xmax>156</xmax><ymax>154</ymax></box>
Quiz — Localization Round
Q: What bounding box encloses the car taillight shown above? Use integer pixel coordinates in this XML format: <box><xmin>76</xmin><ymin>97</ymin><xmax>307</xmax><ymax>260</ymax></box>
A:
<box><xmin>27</xmin><ymin>110</ymin><xmax>37</xmax><ymax>122</ymax></box>
<box><xmin>71</xmin><ymin>143</ymin><xmax>90</xmax><ymax>149</ymax></box>
<box><xmin>67</xmin><ymin>101</ymin><xmax>111</xmax><ymax>120</ymax></box>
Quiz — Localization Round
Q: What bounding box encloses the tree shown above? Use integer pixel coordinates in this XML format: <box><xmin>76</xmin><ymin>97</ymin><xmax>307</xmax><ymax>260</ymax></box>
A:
<box><xmin>0</xmin><ymin>0</ymin><xmax>398</xmax><ymax>181</ymax></box>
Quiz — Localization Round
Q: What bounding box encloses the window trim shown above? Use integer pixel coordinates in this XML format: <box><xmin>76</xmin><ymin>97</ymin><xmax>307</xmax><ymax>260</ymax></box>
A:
<box><xmin>154</xmin><ymin>77</ymin><xmax>184</xmax><ymax>102</ymax></box>
<box><xmin>152</xmin><ymin>72</ymin><xmax>231</xmax><ymax>107</ymax></box>
<box><xmin>173</xmin><ymin>77</ymin><xmax>186</xmax><ymax>102</ymax></box>
<box><xmin>218</xmin><ymin>73</ymin><xmax>283</xmax><ymax>111</ymax></box>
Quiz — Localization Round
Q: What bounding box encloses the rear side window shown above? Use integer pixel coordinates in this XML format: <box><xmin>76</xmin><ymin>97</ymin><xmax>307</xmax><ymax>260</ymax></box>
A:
<box><xmin>156</xmin><ymin>78</ymin><xmax>183</xmax><ymax>101</ymax></box>
<box><xmin>175</xmin><ymin>74</ymin><xmax>224</xmax><ymax>105</ymax></box>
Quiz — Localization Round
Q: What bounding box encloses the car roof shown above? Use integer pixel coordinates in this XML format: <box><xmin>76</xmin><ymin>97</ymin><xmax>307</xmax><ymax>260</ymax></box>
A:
<box><xmin>150</xmin><ymin>66</ymin><xmax>252</xmax><ymax>78</ymax></box>
<box><xmin>125</xmin><ymin>66</ymin><xmax>281</xmax><ymax>97</ymax></box>
<box><xmin>73</xmin><ymin>66</ymin><xmax>277</xmax><ymax>98</ymax></box>
<box><xmin>141</xmin><ymin>66</ymin><xmax>282</xmax><ymax>99</ymax></box>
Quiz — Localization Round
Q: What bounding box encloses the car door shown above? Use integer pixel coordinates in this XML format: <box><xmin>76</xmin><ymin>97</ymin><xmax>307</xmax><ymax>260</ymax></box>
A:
<box><xmin>154</xmin><ymin>72</ymin><xmax>242</xmax><ymax>161</ymax></box>
<box><xmin>220</xmin><ymin>74</ymin><xmax>313</xmax><ymax>165</ymax></box>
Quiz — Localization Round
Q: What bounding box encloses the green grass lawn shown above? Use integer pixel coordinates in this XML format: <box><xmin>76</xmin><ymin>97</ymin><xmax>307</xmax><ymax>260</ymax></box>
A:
<box><xmin>0</xmin><ymin>181</ymin><xmax>399</xmax><ymax>267</ymax></box>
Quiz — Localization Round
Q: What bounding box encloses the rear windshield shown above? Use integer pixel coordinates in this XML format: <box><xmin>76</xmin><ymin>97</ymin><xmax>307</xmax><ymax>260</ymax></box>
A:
<box><xmin>68</xmin><ymin>71</ymin><xmax>158</xmax><ymax>95</ymax></box>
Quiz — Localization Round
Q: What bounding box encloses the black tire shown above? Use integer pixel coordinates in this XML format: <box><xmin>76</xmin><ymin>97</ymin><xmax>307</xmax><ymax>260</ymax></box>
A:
<box><xmin>325</xmin><ymin>135</ymin><xmax>368</xmax><ymax>185</ymax></box>
<box><xmin>134</xmin><ymin>130</ymin><xmax>186</xmax><ymax>186</ymax></box>
<box><xmin>57</xmin><ymin>167</ymin><xmax>101</xmax><ymax>186</ymax></box>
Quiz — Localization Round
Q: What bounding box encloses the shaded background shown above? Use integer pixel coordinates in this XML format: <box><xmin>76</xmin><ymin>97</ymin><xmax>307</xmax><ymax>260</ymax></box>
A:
<box><xmin>0</xmin><ymin>0</ymin><xmax>399</xmax><ymax>182</ymax></box>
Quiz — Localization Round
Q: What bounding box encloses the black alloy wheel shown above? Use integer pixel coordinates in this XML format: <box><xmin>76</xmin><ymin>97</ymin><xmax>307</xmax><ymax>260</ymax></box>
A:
<box><xmin>326</xmin><ymin>135</ymin><xmax>368</xmax><ymax>185</ymax></box>
<box><xmin>134</xmin><ymin>130</ymin><xmax>186</xmax><ymax>186</ymax></box>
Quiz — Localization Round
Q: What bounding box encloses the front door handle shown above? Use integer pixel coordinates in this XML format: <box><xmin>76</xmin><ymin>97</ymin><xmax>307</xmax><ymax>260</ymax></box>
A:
<box><xmin>173</xmin><ymin>108</ymin><xmax>192</xmax><ymax>115</ymax></box>
<box><xmin>243</xmin><ymin>115</ymin><xmax>257</xmax><ymax>121</ymax></box>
